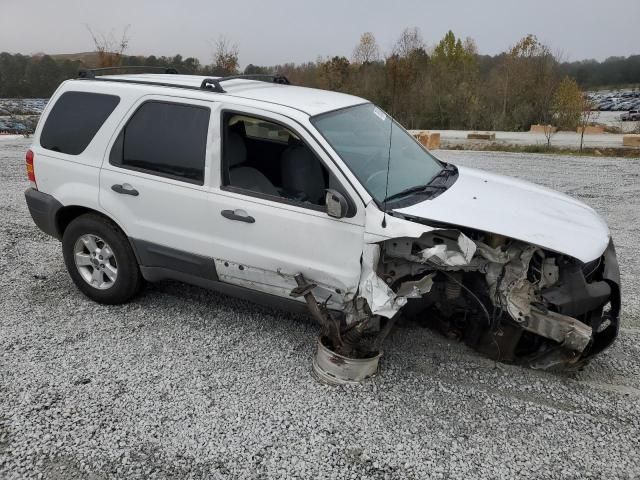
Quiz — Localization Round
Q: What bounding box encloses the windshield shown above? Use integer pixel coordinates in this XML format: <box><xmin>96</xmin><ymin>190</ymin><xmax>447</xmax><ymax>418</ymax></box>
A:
<box><xmin>311</xmin><ymin>103</ymin><xmax>443</xmax><ymax>203</ymax></box>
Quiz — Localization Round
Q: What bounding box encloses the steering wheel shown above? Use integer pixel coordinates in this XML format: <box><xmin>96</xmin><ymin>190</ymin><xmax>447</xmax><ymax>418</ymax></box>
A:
<box><xmin>364</xmin><ymin>169</ymin><xmax>388</xmax><ymax>190</ymax></box>
<box><xmin>360</xmin><ymin>149</ymin><xmax>390</xmax><ymax>191</ymax></box>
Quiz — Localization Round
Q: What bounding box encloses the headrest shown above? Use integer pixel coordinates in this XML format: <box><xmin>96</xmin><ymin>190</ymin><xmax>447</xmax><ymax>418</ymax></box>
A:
<box><xmin>227</xmin><ymin>132</ymin><xmax>247</xmax><ymax>167</ymax></box>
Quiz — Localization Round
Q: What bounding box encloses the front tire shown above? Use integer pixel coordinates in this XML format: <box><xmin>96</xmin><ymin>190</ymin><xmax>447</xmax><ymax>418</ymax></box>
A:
<box><xmin>62</xmin><ymin>214</ymin><xmax>142</xmax><ymax>304</ymax></box>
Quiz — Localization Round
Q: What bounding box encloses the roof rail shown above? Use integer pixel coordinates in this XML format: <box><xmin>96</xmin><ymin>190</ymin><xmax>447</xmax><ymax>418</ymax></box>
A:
<box><xmin>200</xmin><ymin>74</ymin><xmax>290</xmax><ymax>93</ymax></box>
<box><xmin>76</xmin><ymin>71</ymin><xmax>292</xmax><ymax>96</ymax></box>
<box><xmin>78</xmin><ymin>66</ymin><xmax>179</xmax><ymax>79</ymax></box>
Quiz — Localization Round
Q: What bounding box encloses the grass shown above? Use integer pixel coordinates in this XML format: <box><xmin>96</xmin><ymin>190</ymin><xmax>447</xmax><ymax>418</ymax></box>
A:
<box><xmin>442</xmin><ymin>143</ymin><xmax>640</xmax><ymax>158</ymax></box>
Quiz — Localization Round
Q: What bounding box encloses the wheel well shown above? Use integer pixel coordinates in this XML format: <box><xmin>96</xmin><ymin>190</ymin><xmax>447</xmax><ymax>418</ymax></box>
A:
<box><xmin>56</xmin><ymin>206</ymin><xmax>142</xmax><ymax>266</ymax></box>
<box><xmin>56</xmin><ymin>206</ymin><xmax>122</xmax><ymax>238</ymax></box>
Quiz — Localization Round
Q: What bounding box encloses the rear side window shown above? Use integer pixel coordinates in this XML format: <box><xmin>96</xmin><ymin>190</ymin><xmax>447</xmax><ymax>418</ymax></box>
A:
<box><xmin>110</xmin><ymin>101</ymin><xmax>209</xmax><ymax>185</ymax></box>
<box><xmin>40</xmin><ymin>91</ymin><xmax>120</xmax><ymax>155</ymax></box>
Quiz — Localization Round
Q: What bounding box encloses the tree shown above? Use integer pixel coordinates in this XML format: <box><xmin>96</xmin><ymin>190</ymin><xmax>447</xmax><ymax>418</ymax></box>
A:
<box><xmin>578</xmin><ymin>97</ymin><xmax>600</xmax><ymax>151</ymax></box>
<box><xmin>26</xmin><ymin>55</ymin><xmax>61</xmax><ymax>97</ymax></box>
<box><xmin>486</xmin><ymin>34</ymin><xmax>559</xmax><ymax>131</ymax></box>
<box><xmin>6</xmin><ymin>33</ymin><xmax>640</xmax><ymax>133</ymax></box>
<box><xmin>318</xmin><ymin>56</ymin><xmax>350</xmax><ymax>90</ymax></box>
<box><xmin>393</xmin><ymin>27</ymin><xmax>425</xmax><ymax>58</ymax></box>
<box><xmin>0</xmin><ymin>53</ymin><xmax>30</xmax><ymax>97</ymax></box>
<box><xmin>86</xmin><ymin>25</ymin><xmax>130</xmax><ymax>67</ymax></box>
<box><xmin>244</xmin><ymin>64</ymin><xmax>270</xmax><ymax>75</ymax></box>
<box><xmin>429</xmin><ymin>30</ymin><xmax>479</xmax><ymax>128</ymax></box>
<box><xmin>380</xmin><ymin>27</ymin><xmax>429</xmax><ymax>128</ymax></box>
<box><xmin>182</xmin><ymin>57</ymin><xmax>201</xmax><ymax>74</ymax></box>
<box><xmin>553</xmin><ymin>76</ymin><xmax>583</xmax><ymax>130</ymax></box>
<box><xmin>171</xmin><ymin>54</ymin><xmax>183</xmax><ymax>69</ymax></box>
<box><xmin>352</xmin><ymin>32</ymin><xmax>380</xmax><ymax>65</ymax></box>
<box><xmin>211</xmin><ymin>36</ymin><xmax>239</xmax><ymax>76</ymax></box>
<box><xmin>542</xmin><ymin>124</ymin><xmax>557</xmax><ymax>149</ymax></box>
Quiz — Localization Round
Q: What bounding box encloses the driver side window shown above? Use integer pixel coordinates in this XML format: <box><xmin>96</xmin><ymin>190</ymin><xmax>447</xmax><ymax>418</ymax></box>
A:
<box><xmin>221</xmin><ymin>112</ymin><xmax>332</xmax><ymax>208</ymax></box>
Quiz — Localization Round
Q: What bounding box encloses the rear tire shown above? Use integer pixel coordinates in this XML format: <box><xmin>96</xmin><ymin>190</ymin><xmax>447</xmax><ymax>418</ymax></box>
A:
<box><xmin>62</xmin><ymin>214</ymin><xmax>142</xmax><ymax>304</ymax></box>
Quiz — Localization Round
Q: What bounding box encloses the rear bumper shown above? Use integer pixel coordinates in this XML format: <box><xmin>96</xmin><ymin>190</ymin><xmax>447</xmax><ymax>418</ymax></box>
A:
<box><xmin>24</xmin><ymin>188</ymin><xmax>63</xmax><ymax>239</ymax></box>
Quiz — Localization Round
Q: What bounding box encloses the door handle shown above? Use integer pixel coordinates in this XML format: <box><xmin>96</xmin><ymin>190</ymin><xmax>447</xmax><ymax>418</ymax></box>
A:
<box><xmin>111</xmin><ymin>184</ymin><xmax>139</xmax><ymax>196</ymax></box>
<box><xmin>221</xmin><ymin>209</ymin><xmax>255</xmax><ymax>223</ymax></box>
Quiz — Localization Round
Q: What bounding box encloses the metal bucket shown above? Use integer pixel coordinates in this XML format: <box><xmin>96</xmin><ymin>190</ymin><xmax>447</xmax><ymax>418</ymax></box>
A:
<box><xmin>312</xmin><ymin>336</ymin><xmax>382</xmax><ymax>385</ymax></box>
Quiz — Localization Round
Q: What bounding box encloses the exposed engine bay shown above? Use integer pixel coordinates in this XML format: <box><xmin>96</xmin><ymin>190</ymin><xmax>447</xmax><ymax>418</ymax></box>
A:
<box><xmin>307</xmin><ymin>227</ymin><xmax>621</xmax><ymax>372</ymax></box>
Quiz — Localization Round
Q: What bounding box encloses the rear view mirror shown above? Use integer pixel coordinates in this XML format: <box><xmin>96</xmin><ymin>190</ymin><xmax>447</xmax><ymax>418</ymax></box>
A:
<box><xmin>325</xmin><ymin>189</ymin><xmax>348</xmax><ymax>219</ymax></box>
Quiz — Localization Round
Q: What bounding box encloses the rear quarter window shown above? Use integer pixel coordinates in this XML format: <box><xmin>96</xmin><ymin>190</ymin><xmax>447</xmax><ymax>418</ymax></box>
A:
<box><xmin>40</xmin><ymin>91</ymin><xmax>120</xmax><ymax>155</ymax></box>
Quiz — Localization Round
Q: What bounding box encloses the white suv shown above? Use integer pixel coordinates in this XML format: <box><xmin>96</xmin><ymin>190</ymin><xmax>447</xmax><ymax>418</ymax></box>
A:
<box><xmin>25</xmin><ymin>70</ymin><xmax>620</xmax><ymax>375</ymax></box>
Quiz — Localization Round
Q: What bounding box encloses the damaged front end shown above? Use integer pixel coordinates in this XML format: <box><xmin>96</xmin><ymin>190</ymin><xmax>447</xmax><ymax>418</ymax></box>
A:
<box><xmin>310</xmin><ymin>226</ymin><xmax>620</xmax><ymax>379</ymax></box>
<box><xmin>373</xmin><ymin>228</ymin><xmax>620</xmax><ymax>370</ymax></box>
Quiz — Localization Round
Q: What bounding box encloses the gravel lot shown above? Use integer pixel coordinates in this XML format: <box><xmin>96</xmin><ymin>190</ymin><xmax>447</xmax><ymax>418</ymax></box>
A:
<box><xmin>1</xmin><ymin>138</ymin><xmax>639</xmax><ymax>479</ymax></box>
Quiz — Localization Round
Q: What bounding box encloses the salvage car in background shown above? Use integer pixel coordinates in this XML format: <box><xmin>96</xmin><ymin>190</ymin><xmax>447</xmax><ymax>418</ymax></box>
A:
<box><xmin>24</xmin><ymin>69</ymin><xmax>620</xmax><ymax>383</ymax></box>
<box><xmin>621</xmin><ymin>109</ymin><xmax>640</xmax><ymax>121</ymax></box>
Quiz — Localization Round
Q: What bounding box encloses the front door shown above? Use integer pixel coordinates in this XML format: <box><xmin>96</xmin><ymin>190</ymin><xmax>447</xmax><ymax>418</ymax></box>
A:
<box><xmin>207</xmin><ymin>105</ymin><xmax>366</xmax><ymax>307</ymax></box>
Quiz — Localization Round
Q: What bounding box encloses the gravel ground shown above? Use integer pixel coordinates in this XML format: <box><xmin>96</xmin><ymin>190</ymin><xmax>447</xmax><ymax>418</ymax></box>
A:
<box><xmin>1</xmin><ymin>138</ymin><xmax>639</xmax><ymax>479</ymax></box>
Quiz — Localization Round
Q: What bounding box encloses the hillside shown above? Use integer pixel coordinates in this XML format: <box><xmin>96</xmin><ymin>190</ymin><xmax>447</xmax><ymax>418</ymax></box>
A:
<box><xmin>30</xmin><ymin>51</ymin><xmax>99</xmax><ymax>67</ymax></box>
<box><xmin>40</xmin><ymin>51</ymin><xmax>145</xmax><ymax>68</ymax></box>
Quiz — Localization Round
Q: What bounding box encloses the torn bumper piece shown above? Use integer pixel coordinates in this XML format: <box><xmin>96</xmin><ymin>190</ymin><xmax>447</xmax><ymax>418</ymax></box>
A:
<box><xmin>526</xmin><ymin>308</ymin><xmax>592</xmax><ymax>352</ymax></box>
<box><xmin>358</xmin><ymin>244</ymin><xmax>407</xmax><ymax>318</ymax></box>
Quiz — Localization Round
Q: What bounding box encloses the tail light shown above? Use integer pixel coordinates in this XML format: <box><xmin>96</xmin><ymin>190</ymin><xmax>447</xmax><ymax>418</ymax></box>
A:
<box><xmin>26</xmin><ymin>149</ymin><xmax>37</xmax><ymax>189</ymax></box>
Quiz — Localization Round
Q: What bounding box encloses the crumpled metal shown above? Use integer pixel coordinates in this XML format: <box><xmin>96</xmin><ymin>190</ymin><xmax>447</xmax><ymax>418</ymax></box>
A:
<box><xmin>420</xmin><ymin>232</ymin><xmax>476</xmax><ymax>267</ymax></box>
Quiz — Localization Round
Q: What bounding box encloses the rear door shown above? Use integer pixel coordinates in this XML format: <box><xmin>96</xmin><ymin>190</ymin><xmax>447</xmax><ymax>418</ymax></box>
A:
<box><xmin>99</xmin><ymin>95</ymin><xmax>218</xmax><ymax>280</ymax></box>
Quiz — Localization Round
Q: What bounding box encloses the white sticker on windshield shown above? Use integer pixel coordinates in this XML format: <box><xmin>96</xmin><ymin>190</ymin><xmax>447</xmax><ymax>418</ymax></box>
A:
<box><xmin>373</xmin><ymin>107</ymin><xmax>387</xmax><ymax>121</ymax></box>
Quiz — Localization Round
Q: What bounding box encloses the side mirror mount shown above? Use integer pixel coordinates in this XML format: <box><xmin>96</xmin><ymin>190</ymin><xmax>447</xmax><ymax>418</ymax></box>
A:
<box><xmin>325</xmin><ymin>189</ymin><xmax>348</xmax><ymax>219</ymax></box>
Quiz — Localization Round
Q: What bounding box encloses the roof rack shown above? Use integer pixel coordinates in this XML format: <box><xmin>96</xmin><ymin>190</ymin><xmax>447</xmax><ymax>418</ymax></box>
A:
<box><xmin>77</xmin><ymin>71</ymin><xmax>292</xmax><ymax>95</ymax></box>
<box><xmin>200</xmin><ymin>74</ymin><xmax>290</xmax><ymax>93</ymax></box>
<box><xmin>78</xmin><ymin>66</ymin><xmax>179</xmax><ymax>79</ymax></box>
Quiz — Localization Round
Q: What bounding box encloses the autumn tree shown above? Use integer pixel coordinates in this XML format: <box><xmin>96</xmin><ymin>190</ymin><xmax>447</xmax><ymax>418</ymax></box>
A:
<box><xmin>86</xmin><ymin>25</ymin><xmax>130</xmax><ymax>67</ymax></box>
<box><xmin>553</xmin><ymin>76</ymin><xmax>583</xmax><ymax>130</ymax></box>
<box><xmin>352</xmin><ymin>32</ymin><xmax>380</xmax><ymax>65</ymax></box>
<box><xmin>211</xmin><ymin>36</ymin><xmax>239</xmax><ymax>76</ymax></box>
<box><xmin>383</xmin><ymin>27</ymin><xmax>428</xmax><ymax>128</ymax></box>
<box><xmin>393</xmin><ymin>27</ymin><xmax>425</xmax><ymax>58</ymax></box>
<box><xmin>344</xmin><ymin>33</ymin><xmax>384</xmax><ymax>106</ymax></box>
<box><xmin>516</xmin><ymin>35</ymin><xmax>558</xmax><ymax>130</ymax></box>
<box><xmin>486</xmin><ymin>34</ymin><xmax>558</xmax><ymax>130</ymax></box>
<box><xmin>6</xmin><ymin>28</ymin><xmax>628</xmax><ymax>133</ymax></box>
<box><xmin>318</xmin><ymin>56</ymin><xmax>350</xmax><ymax>90</ymax></box>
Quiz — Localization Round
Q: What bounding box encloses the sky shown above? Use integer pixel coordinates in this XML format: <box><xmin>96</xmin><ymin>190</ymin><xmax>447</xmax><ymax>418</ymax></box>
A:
<box><xmin>1</xmin><ymin>0</ymin><xmax>638</xmax><ymax>66</ymax></box>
